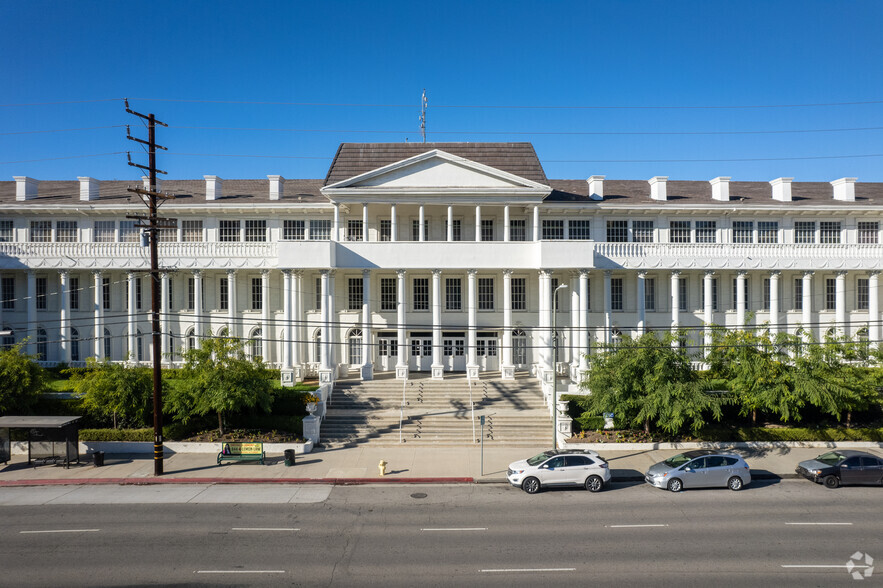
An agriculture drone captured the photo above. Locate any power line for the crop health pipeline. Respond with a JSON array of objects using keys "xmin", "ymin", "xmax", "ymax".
[
  {"xmin": 0, "ymin": 125, "xmax": 126, "ymax": 136},
  {"xmin": 0, "ymin": 152, "xmax": 126, "ymax": 165}
]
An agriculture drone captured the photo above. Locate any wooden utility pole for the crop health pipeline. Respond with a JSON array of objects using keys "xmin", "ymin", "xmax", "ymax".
[{"xmin": 125, "ymin": 99, "xmax": 175, "ymax": 476}]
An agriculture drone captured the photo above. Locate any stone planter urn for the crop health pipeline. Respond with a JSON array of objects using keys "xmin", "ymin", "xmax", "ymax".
[{"xmin": 306, "ymin": 402, "xmax": 318, "ymax": 415}]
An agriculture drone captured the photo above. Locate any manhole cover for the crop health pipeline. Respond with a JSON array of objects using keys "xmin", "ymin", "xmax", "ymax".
[{"xmin": 410, "ymin": 492, "xmax": 428, "ymax": 499}]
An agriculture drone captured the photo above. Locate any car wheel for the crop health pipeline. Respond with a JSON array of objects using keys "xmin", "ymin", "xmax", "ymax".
[
  {"xmin": 727, "ymin": 476, "xmax": 743, "ymax": 491},
  {"xmin": 522, "ymin": 477, "xmax": 541, "ymax": 494},
  {"xmin": 667, "ymin": 478, "xmax": 683, "ymax": 493},
  {"xmin": 585, "ymin": 475, "xmax": 604, "ymax": 493},
  {"xmin": 823, "ymin": 475, "xmax": 840, "ymax": 489}
]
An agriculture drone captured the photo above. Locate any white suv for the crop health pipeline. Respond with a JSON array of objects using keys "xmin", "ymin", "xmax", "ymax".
[{"xmin": 507, "ymin": 449, "xmax": 611, "ymax": 494}]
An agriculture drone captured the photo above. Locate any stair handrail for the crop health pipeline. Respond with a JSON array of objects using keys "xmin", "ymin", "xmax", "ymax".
[{"xmin": 399, "ymin": 377, "xmax": 407, "ymax": 444}]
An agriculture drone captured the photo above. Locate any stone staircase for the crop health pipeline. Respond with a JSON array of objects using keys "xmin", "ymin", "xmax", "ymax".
[{"xmin": 322, "ymin": 375, "xmax": 552, "ymax": 447}]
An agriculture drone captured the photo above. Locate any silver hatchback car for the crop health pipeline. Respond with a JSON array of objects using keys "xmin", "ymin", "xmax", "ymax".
[{"xmin": 645, "ymin": 450, "xmax": 751, "ymax": 492}]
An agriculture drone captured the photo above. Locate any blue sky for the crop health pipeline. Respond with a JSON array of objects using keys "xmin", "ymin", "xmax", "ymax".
[{"xmin": 2, "ymin": 1, "xmax": 882, "ymax": 182}]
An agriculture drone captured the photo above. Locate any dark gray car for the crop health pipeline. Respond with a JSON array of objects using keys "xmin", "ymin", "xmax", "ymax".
[
  {"xmin": 796, "ymin": 450, "xmax": 883, "ymax": 488},
  {"xmin": 645, "ymin": 450, "xmax": 751, "ymax": 492}
]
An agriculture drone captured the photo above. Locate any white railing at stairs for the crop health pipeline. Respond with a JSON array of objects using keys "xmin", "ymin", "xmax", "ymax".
[{"xmin": 399, "ymin": 378, "xmax": 407, "ymax": 444}]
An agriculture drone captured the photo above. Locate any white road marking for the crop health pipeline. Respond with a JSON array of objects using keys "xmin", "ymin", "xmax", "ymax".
[
  {"xmin": 481, "ymin": 568, "xmax": 575, "ymax": 573},
  {"xmin": 605, "ymin": 524, "xmax": 669, "ymax": 528},
  {"xmin": 231, "ymin": 527, "xmax": 299, "ymax": 531},
  {"xmin": 782, "ymin": 564, "xmax": 868, "ymax": 569},
  {"xmin": 784, "ymin": 522, "xmax": 853, "ymax": 526},
  {"xmin": 196, "ymin": 570, "xmax": 286, "ymax": 574},
  {"xmin": 20, "ymin": 529, "xmax": 100, "ymax": 534},
  {"xmin": 421, "ymin": 527, "xmax": 487, "ymax": 531}
]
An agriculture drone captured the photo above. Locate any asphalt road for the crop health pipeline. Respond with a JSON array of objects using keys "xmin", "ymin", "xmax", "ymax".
[{"xmin": 1, "ymin": 479, "xmax": 880, "ymax": 587}]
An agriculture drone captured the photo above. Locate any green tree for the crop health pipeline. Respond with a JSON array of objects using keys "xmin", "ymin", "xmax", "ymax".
[
  {"xmin": 69, "ymin": 358, "xmax": 153, "ymax": 428},
  {"xmin": 0, "ymin": 343, "xmax": 46, "ymax": 414},
  {"xmin": 577, "ymin": 331, "xmax": 724, "ymax": 435},
  {"xmin": 167, "ymin": 334, "xmax": 273, "ymax": 435}
]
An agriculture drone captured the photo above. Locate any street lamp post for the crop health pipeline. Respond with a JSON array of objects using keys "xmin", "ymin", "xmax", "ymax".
[{"xmin": 552, "ymin": 283, "xmax": 568, "ymax": 449}]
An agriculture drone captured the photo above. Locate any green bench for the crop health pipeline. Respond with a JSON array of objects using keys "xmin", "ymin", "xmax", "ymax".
[{"xmin": 217, "ymin": 442, "xmax": 265, "ymax": 465}]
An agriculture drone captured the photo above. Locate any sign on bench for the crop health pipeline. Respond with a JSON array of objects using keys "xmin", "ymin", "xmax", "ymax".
[{"xmin": 217, "ymin": 442, "xmax": 265, "ymax": 465}]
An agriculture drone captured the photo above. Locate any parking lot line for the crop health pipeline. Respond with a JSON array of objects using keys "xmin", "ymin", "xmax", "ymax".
[{"xmin": 20, "ymin": 529, "xmax": 100, "ymax": 534}]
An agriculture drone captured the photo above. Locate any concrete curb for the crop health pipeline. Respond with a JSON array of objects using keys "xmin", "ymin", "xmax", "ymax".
[
  {"xmin": 0, "ymin": 477, "xmax": 475, "ymax": 487},
  {"xmin": 564, "ymin": 440, "xmax": 883, "ymax": 451}
]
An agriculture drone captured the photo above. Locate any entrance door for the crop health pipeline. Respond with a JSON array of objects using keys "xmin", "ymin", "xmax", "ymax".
[
  {"xmin": 512, "ymin": 329, "xmax": 528, "ymax": 368},
  {"xmin": 378, "ymin": 336, "xmax": 398, "ymax": 372},
  {"xmin": 443, "ymin": 334, "xmax": 466, "ymax": 372},
  {"xmin": 409, "ymin": 337, "xmax": 432, "ymax": 372},
  {"xmin": 476, "ymin": 333, "xmax": 499, "ymax": 372}
]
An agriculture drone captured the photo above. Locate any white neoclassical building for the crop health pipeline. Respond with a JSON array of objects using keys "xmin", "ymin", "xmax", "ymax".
[{"xmin": 0, "ymin": 142, "xmax": 881, "ymax": 390}]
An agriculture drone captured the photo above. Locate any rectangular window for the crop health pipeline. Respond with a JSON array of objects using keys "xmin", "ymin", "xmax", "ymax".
[
  {"xmin": 181, "ymin": 220, "xmax": 203, "ymax": 242},
  {"xmin": 251, "ymin": 277, "xmax": 262, "ymax": 310},
  {"xmin": 607, "ymin": 220, "xmax": 628, "ymax": 242},
  {"xmin": 478, "ymin": 277, "xmax": 494, "ymax": 310},
  {"xmin": 858, "ymin": 221, "xmax": 879, "ymax": 244},
  {"xmin": 0, "ymin": 220, "xmax": 13, "ymax": 242},
  {"xmin": 511, "ymin": 277, "xmax": 526, "ymax": 311},
  {"xmin": 509, "ymin": 219, "xmax": 526, "ymax": 241},
  {"xmin": 219, "ymin": 278, "xmax": 229, "ymax": 311},
  {"xmin": 315, "ymin": 277, "xmax": 321, "ymax": 310},
  {"xmin": 220, "ymin": 220, "xmax": 241, "ymax": 242},
  {"xmin": 633, "ymin": 220, "xmax": 654, "ymax": 243},
  {"xmin": 700, "ymin": 278, "xmax": 719, "ymax": 311},
  {"xmin": 380, "ymin": 278, "xmax": 397, "ymax": 311},
  {"xmin": 102, "ymin": 277, "xmax": 111, "ymax": 311},
  {"xmin": 119, "ymin": 220, "xmax": 139, "ymax": 243},
  {"xmin": 411, "ymin": 219, "xmax": 429, "ymax": 241},
  {"xmin": 551, "ymin": 278, "xmax": 560, "ymax": 311},
  {"xmin": 541, "ymin": 219, "xmax": 564, "ymax": 240},
  {"xmin": 309, "ymin": 219, "xmax": 331, "ymax": 240},
  {"xmin": 135, "ymin": 277, "xmax": 142, "ymax": 310},
  {"xmin": 762, "ymin": 278, "xmax": 771, "ymax": 311},
  {"xmin": 857, "ymin": 278, "xmax": 869, "ymax": 310},
  {"xmin": 187, "ymin": 278, "xmax": 195, "ymax": 310},
  {"xmin": 793, "ymin": 278, "xmax": 804, "ymax": 311},
  {"xmin": 1, "ymin": 277, "xmax": 13, "ymax": 310},
  {"xmin": 444, "ymin": 219, "xmax": 462, "ymax": 241},
  {"xmin": 670, "ymin": 220, "xmax": 692, "ymax": 243},
  {"xmin": 733, "ymin": 221, "xmax": 754, "ymax": 244},
  {"xmin": 795, "ymin": 221, "xmax": 816, "ymax": 244},
  {"xmin": 732, "ymin": 278, "xmax": 749, "ymax": 311},
  {"xmin": 445, "ymin": 278, "xmax": 462, "ymax": 311},
  {"xmin": 347, "ymin": 219, "xmax": 363, "ymax": 241},
  {"xmin": 568, "ymin": 220, "xmax": 591, "ymax": 240},
  {"xmin": 157, "ymin": 226, "xmax": 176, "ymax": 242},
  {"xmin": 611, "ymin": 278, "xmax": 623, "ymax": 311},
  {"xmin": 244, "ymin": 220, "xmax": 266, "ymax": 242},
  {"xmin": 758, "ymin": 221, "xmax": 779, "ymax": 244},
  {"xmin": 348, "ymin": 277, "xmax": 363, "ymax": 311},
  {"xmin": 168, "ymin": 279, "xmax": 174, "ymax": 311},
  {"xmin": 696, "ymin": 221, "xmax": 716, "ymax": 243},
  {"xmin": 819, "ymin": 221, "xmax": 841, "ymax": 244},
  {"xmin": 481, "ymin": 219, "xmax": 494, "ymax": 241},
  {"xmin": 825, "ymin": 278, "xmax": 836, "ymax": 311},
  {"xmin": 412, "ymin": 278, "xmax": 428, "ymax": 311},
  {"xmin": 36, "ymin": 277, "xmax": 47, "ymax": 310},
  {"xmin": 56, "ymin": 221, "xmax": 78, "ymax": 243},
  {"xmin": 679, "ymin": 278, "xmax": 688, "ymax": 311},
  {"xmin": 94, "ymin": 221, "xmax": 115, "ymax": 243},
  {"xmin": 645, "ymin": 277, "xmax": 656, "ymax": 311},
  {"xmin": 283, "ymin": 220, "xmax": 305, "ymax": 240},
  {"xmin": 30, "ymin": 220, "xmax": 52, "ymax": 242},
  {"xmin": 69, "ymin": 276, "xmax": 79, "ymax": 310},
  {"xmin": 380, "ymin": 219, "xmax": 392, "ymax": 242}
]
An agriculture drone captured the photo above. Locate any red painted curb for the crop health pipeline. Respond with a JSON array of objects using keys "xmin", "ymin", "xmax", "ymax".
[{"xmin": 0, "ymin": 477, "xmax": 475, "ymax": 487}]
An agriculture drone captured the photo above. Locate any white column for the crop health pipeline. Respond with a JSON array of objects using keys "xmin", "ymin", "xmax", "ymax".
[
  {"xmin": 93, "ymin": 271, "xmax": 104, "ymax": 359},
  {"xmin": 282, "ymin": 270, "xmax": 292, "ymax": 370},
  {"xmin": 390, "ymin": 203, "xmax": 397, "ymax": 243},
  {"xmin": 26, "ymin": 271, "xmax": 36, "ymax": 357},
  {"xmin": 604, "ymin": 270, "xmax": 612, "ymax": 344},
  {"xmin": 361, "ymin": 269, "xmax": 373, "ymax": 380},
  {"xmin": 193, "ymin": 270, "xmax": 203, "ymax": 348},
  {"xmin": 332, "ymin": 203, "xmax": 340, "ymax": 242},
  {"xmin": 802, "ymin": 271, "xmax": 813, "ymax": 338},
  {"xmin": 320, "ymin": 270, "xmax": 330, "ymax": 370},
  {"xmin": 869, "ymin": 272, "xmax": 880, "ymax": 350},
  {"xmin": 395, "ymin": 269, "xmax": 407, "ymax": 378},
  {"xmin": 503, "ymin": 205, "xmax": 510, "ymax": 242},
  {"xmin": 261, "ymin": 270, "xmax": 270, "ymax": 362},
  {"xmin": 475, "ymin": 205, "xmax": 482, "ymax": 242},
  {"xmin": 59, "ymin": 270, "xmax": 70, "ymax": 363},
  {"xmin": 835, "ymin": 271, "xmax": 847, "ymax": 335},
  {"xmin": 539, "ymin": 270, "xmax": 552, "ymax": 372},
  {"xmin": 447, "ymin": 205, "xmax": 453, "ymax": 242},
  {"xmin": 467, "ymin": 269, "xmax": 478, "ymax": 374},
  {"xmin": 569, "ymin": 273, "xmax": 579, "ymax": 364},
  {"xmin": 704, "ymin": 270, "xmax": 714, "ymax": 354},
  {"xmin": 670, "ymin": 271, "xmax": 680, "ymax": 332},
  {"xmin": 578, "ymin": 271, "xmax": 589, "ymax": 370},
  {"xmin": 769, "ymin": 271, "xmax": 780, "ymax": 337},
  {"xmin": 328, "ymin": 271, "xmax": 336, "ymax": 366},
  {"xmin": 636, "ymin": 271, "xmax": 647, "ymax": 335},
  {"xmin": 226, "ymin": 270, "xmax": 237, "ymax": 339},
  {"xmin": 502, "ymin": 269, "xmax": 514, "ymax": 379},
  {"xmin": 128, "ymin": 271, "xmax": 137, "ymax": 362},
  {"xmin": 362, "ymin": 203, "xmax": 369, "ymax": 242},
  {"xmin": 292, "ymin": 271, "xmax": 302, "ymax": 368},
  {"xmin": 532, "ymin": 205, "xmax": 540, "ymax": 241},
  {"xmin": 431, "ymin": 269, "xmax": 443, "ymax": 379},
  {"xmin": 736, "ymin": 271, "xmax": 747, "ymax": 327},
  {"xmin": 160, "ymin": 271, "xmax": 169, "ymax": 362},
  {"xmin": 419, "ymin": 204, "xmax": 425, "ymax": 241}
]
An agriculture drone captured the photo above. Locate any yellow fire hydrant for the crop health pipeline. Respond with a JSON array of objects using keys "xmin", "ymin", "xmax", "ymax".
[{"xmin": 378, "ymin": 460, "xmax": 387, "ymax": 476}]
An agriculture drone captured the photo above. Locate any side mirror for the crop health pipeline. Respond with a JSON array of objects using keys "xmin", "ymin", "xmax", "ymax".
[
  {"xmin": 684, "ymin": 467, "xmax": 693, "ymax": 472},
  {"xmin": 540, "ymin": 464, "xmax": 549, "ymax": 469}
]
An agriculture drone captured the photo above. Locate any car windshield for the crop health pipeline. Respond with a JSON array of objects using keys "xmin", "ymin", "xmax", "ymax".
[
  {"xmin": 663, "ymin": 453, "xmax": 694, "ymax": 468},
  {"xmin": 526, "ymin": 451, "xmax": 555, "ymax": 466},
  {"xmin": 815, "ymin": 452, "xmax": 845, "ymax": 466}
]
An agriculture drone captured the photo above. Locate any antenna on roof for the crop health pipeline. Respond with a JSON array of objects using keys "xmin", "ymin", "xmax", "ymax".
[{"xmin": 419, "ymin": 89, "xmax": 427, "ymax": 143}]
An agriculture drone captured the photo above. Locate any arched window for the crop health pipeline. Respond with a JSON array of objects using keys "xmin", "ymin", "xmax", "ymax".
[
  {"xmin": 348, "ymin": 328, "xmax": 363, "ymax": 365},
  {"xmin": 70, "ymin": 328, "xmax": 80, "ymax": 362},
  {"xmin": 217, "ymin": 326, "xmax": 229, "ymax": 337},
  {"xmin": 857, "ymin": 327, "xmax": 870, "ymax": 360},
  {"xmin": 512, "ymin": 328, "xmax": 527, "ymax": 366},
  {"xmin": 37, "ymin": 328, "xmax": 48, "ymax": 361},
  {"xmin": 1, "ymin": 328, "xmax": 14, "ymax": 350},
  {"xmin": 250, "ymin": 328, "xmax": 262, "ymax": 360},
  {"xmin": 186, "ymin": 327, "xmax": 196, "ymax": 352},
  {"xmin": 136, "ymin": 329, "xmax": 143, "ymax": 361},
  {"xmin": 313, "ymin": 329, "xmax": 322, "ymax": 363},
  {"xmin": 103, "ymin": 328, "xmax": 112, "ymax": 360}
]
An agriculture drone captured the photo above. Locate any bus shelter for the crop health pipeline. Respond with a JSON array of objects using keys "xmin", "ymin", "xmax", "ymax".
[{"xmin": 0, "ymin": 416, "xmax": 82, "ymax": 468}]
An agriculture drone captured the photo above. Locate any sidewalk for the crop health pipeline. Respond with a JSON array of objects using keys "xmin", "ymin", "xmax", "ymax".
[{"xmin": 5, "ymin": 443, "xmax": 877, "ymax": 486}]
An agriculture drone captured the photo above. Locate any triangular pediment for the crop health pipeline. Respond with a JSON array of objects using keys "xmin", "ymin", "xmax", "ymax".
[{"xmin": 322, "ymin": 150, "xmax": 550, "ymax": 195}]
